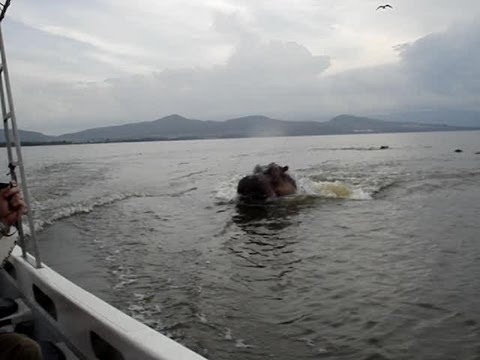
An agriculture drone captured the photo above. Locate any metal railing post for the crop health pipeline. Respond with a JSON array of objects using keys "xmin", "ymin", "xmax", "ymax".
[{"xmin": 0, "ymin": 23, "xmax": 41, "ymax": 268}]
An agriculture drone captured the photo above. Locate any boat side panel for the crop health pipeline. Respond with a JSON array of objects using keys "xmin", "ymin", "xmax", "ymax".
[{"xmin": 6, "ymin": 246, "xmax": 208, "ymax": 360}]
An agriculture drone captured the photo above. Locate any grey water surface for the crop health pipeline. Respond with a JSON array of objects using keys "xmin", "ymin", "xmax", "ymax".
[{"xmin": 9, "ymin": 131, "xmax": 480, "ymax": 360}]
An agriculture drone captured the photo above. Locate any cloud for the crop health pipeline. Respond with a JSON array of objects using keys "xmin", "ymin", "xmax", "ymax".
[
  {"xmin": 2, "ymin": 2, "xmax": 480, "ymax": 134},
  {"xmin": 399, "ymin": 19, "xmax": 480, "ymax": 95},
  {"xmin": 11, "ymin": 19, "xmax": 480, "ymax": 134},
  {"xmin": 11, "ymin": 35, "xmax": 331, "ymax": 134}
]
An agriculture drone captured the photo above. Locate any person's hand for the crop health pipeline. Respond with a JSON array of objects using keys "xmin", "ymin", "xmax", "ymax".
[{"xmin": 0, "ymin": 184, "xmax": 27, "ymax": 226}]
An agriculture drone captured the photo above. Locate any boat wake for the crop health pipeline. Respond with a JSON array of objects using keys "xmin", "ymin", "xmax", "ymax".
[
  {"xmin": 31, "ymin": 191, "xmax": 146, "ymax": 233},
  {"xmin": 311, "ymin": 146, "xmax": 391, "ymax": 152}
]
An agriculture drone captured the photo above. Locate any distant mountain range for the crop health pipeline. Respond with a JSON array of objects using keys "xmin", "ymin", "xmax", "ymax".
[
  {"xmin": 1, "ymin": 113, "xmax": 479, "ymax": 145},
  {"xmin": 0, "ymin": 129, "xmax": 58, "ymax": 144},
  {"xmin": 377, "ymin": 109, "xmax": 480, "ymax": 128}
]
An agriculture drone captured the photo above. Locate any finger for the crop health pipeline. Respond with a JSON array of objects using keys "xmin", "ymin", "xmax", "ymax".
[
  {"xmin": 3, "ymin": 187, "xmax": 20, "ymax": 199},
  {"xmin": 10, "ymin": 192, "xmax": 21, "ymax": 202},
  {"xmin": 5, "ymin": 211, "xmax": 20, "ymax": 226},
  {"xmin": 0, "ymin": 187, "xmax": 10, "ymax": 198},
  {"xmin": 15, "ymin": 201, "xmax": 27, "ymax": 214},
  {"xmin": 10, "ymin": 192, "xmax": 24, "ymax": 202},
  {"xmin": 11, "ymin": 197, "xmax": 26, "ymax": 209},
  {"xmin": 6, "ymin": 192, "xmax": 24, "ymax": 210}
]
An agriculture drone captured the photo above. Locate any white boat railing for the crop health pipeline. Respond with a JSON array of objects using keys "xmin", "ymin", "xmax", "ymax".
[{"xmin": 2, "ymin": 247, "xmax": 208, "ymax": 360}]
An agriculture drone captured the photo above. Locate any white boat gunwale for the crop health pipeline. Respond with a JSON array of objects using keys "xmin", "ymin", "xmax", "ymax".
[{"xmin": 2, "ymin": 246, "xmax": 208, "ymax": 360}]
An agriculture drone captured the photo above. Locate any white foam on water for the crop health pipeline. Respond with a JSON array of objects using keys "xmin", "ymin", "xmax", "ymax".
[
  {"xmin": 214, "ymin": 173, "xmax": 373, "ymax": 203},
  {"xmin": 134, "ymin": 293, "xmax": 146, "ymax": 301},
  {"xmin": 128, "ymin": 304, "xmax": 145, "ymax": 312},
  {"xmin": 235, "ymin": 339, "xmax": 253, "ymax": 348},
  {"xmin": 32, "ymin": 192, "xmax": 145, "ymax": 233},
  {"xmin": 196, "ymin": 312, "xmax": 208, "ymax": 324},
  {"xmin": 224, "ymin": 328, "xmax": 233, "ymax": 340},
  {"xmin": 214, "ymin": 175, "xmax": 243, "ymax": 203},
  {"xmin": 113, "ymin": 272, "xmax": 138, "ymax": 289},
  {"xmin": 127, "ymin": 301, "xmax": 162, "ymax": 329},
  {"xmin": 298, "ymin": 178, "xmax": 372, "ymax": 200}
]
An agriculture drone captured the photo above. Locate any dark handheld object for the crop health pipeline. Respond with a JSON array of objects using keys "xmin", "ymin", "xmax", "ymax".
[
  {"xmin": 0, "ymin": 182, "xmax": 14, "ymax": 199},
  {"xmin": 0, "ymin": 0, "xmax": 11, "ymax": 22},
  {"xmin": 0, "ymin": 182, "xmax": 11, "ymax": 190}
]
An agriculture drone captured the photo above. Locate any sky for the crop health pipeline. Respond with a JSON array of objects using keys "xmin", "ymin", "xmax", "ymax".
[{"xmin": 2, "ymin": 0, "xmax": 480, "ymax": 134}]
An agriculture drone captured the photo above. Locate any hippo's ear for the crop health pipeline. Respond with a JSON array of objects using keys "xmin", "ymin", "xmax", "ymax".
[{"xmin": 282, "ymin": 166, "xmax": 289, "ymax": 172}]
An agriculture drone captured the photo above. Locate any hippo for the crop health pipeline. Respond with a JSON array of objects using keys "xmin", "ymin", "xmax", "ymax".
[{"xmin": 237, "ymin": 163, "xmax": 297, "ymax": 202}]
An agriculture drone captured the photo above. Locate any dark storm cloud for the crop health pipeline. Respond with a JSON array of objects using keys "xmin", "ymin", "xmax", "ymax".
[{"xmin": 399, "ymin": 19, "xmax": 480, "ymax": 95}]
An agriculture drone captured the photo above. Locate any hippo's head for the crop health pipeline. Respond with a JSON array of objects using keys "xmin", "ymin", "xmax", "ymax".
[
  {"xmin": 264, "ymin": 163, "xmax": 289, "ymax": 184},
  {"xmin": 237, "ymin": 174, "xmax": 275, "ymax": 202},
  {"xmin": 237, "ymin": 163, "xmax": 297, "ymax": 202},
  {"xmin": 266, "ymin": 163, "xmax": 296, "ymax": 196}
]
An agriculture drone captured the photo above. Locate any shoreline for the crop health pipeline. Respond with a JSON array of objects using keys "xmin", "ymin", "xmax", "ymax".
[{"xmin": 2, "ymin": 128, "xmax": 480, "ymax": 147}]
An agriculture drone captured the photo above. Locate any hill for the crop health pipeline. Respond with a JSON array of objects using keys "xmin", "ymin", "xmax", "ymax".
[
  {"xmin": 1, "ymin": 114, "xmax": 477, "ymax": 145},
  {"xmin": 377, "ymin": 109, "xmax": 480, "ymax": 128},
  {"xmin": 0, "ymin": 129, "xmax": 58, "ymax": 144},
  {"xmin": 57, "ymin": 114, "xmax": 474, "ymax": 143}
]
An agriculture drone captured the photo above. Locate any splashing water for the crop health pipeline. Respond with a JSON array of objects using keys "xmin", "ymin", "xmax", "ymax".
[
  {"xmin": 214, "ymin": 174, "xmax": 372, "ymax": 203},
  {"xmin": 299, "ymin": 179, "xmax": 372, "ymax": 200}
]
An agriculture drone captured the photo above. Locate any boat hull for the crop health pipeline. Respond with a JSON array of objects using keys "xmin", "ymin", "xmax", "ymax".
[{"xmin": 1, "ymin": 246, "xmax": 207, "ymax": 360}]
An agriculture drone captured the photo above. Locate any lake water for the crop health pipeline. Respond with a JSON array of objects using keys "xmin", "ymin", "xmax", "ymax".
[{"xmin": 7, "ymin": 131, "xmax": 480, "ymax": 360}]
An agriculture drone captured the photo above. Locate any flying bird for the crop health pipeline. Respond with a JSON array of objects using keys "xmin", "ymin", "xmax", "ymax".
[{"xmin": 376, "ymin": 4, "xmax": 393, "ymax": 10}]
